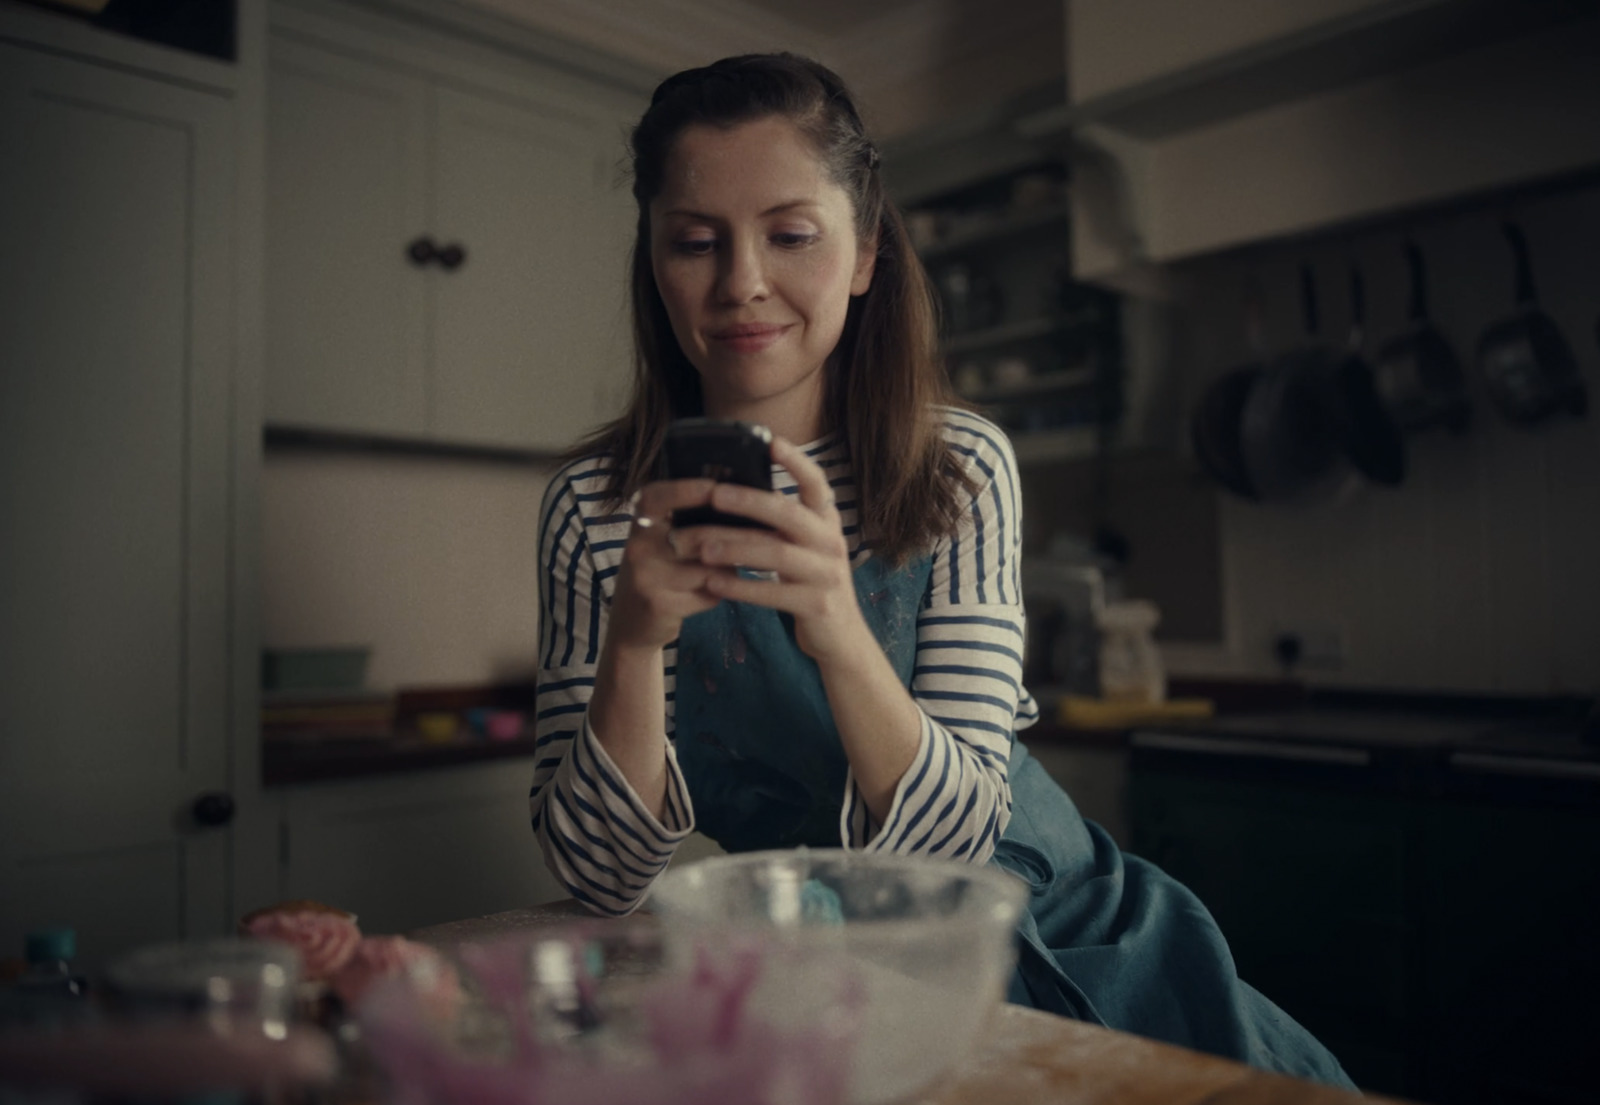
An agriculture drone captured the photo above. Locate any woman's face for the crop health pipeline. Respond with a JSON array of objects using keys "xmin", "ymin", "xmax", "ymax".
[{"xmin": 649, "ymin": 115, "xmax": 875, "ymax": 436}]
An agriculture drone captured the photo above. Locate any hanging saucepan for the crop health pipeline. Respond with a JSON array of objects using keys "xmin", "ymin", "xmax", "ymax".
[
  {"xmin": 1476, "ymin": 221, "xmax": 1587, "ymax": 426},
  {"xmin": 1192, "ymin": 366, "xmax": 1261, "ymax": 500},
  {"xmin": 1238, "ymin": 265, "xmax": 1346, "ymax": 503},
  {"xmin": 1320, "ymin": 266, "xmax": 1406, "ymax": 487},
  {"xmin": 1374, "ymin": 240, "xmax": 1470, "ymax": 433},
  {"xmin": 1190, "ymin": 297, "xmax": 1265, "ymax": 500}
]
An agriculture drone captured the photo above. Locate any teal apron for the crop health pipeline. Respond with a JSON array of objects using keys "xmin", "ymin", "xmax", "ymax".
[{"xmin": 672, "ymin": 556, "xmax": 1354, "ymax": 1089}]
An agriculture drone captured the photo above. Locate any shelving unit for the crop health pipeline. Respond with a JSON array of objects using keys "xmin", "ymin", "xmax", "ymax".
[
  {"xmin": 902, "ymin": 162, "xmax": 1122, "ymax": 459},
  {"xmin": 918, "ymin": 204, "xmax": 1069, "ymax": 261},
  {"xmin": 942, "ymin": 315, "xmax": 1073, "ymax": 358},
  {"xmin": 960, "ymin": 366, "xmax": 1096, "ymax": 405},
  {"xmin": 1009, "ymin": 425, "xmax": 1101, "ymax": 465}
]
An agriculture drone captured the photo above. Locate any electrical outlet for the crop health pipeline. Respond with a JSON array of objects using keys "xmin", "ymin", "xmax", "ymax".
[
  {"xmin": 1272, "ymin": 625, "xmax": 1345, "ymax": 670},
  {"xmin": 1299, "ymin": 626, "xmax": 1345, "ymax": 669}
]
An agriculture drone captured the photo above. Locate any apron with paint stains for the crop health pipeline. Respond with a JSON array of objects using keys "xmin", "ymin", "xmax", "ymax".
[{"xmin": 671, "ymin": 555, "xmax": 1355, "ymax": 1089}]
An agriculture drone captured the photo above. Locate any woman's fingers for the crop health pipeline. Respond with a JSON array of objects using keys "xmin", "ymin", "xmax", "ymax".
[
  {"xmin": 702, "ymin": 566, "xmax": 849, "ymax": 622},
  {"xmin": 704, "ymin": 484, "xmax": 843, "ymax": 552},
  {"xmin": 671, "ymin": 525, "xmax": 835, "ymax": 583},
  {"xmin": 661, "ymin": 437, "xmax": 840, "ymax": 546},
  {"xmin": 630, "ymin": 478, "xmax": 715, "ymax": 534},
  {"xmin": 770, "ymin": 436, "xmax": 839, "ymax": 516}
]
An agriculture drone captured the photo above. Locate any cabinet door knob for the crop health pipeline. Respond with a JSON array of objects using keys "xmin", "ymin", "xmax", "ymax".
[
  {"xmin": 437, "ymin": 243, "xmax": 466, "ymax": 271},
  {"xmin": 191, "ymin": 791, "xmax": 236, "ymax": 828},
  {"xmin": 407, "ymin": 236, "xmax": 437, "ymax": 267}
]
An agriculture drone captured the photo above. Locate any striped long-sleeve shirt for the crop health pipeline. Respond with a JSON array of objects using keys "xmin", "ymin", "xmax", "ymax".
[{"xmin": 531, "ymin": 406, "xmax": 1039, "ymax": 915}]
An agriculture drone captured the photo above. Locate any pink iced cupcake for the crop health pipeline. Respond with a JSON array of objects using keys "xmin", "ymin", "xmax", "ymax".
[
  {"xmin": 332, "ymin": 936, "xmax": 463, "ymax": 1022},
  {"xmin": 243, "ymin": 908, "xmax": 362, "ymax": 983}
]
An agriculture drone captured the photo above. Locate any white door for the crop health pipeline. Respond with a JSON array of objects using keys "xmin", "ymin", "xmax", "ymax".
[
  {"xmin": 0, "ymin": 43, "xmax": 235, "ymax": 968},
  {"xmin": 430, "ymin": 84, "xmax": 632, "ymax": 451},
  {"xmin": 264, "ymin": 36, "xmax": 430, "ymax": 437}
]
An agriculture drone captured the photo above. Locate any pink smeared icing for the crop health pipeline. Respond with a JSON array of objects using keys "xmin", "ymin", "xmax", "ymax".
[
  {"xmin": 357, "ymin": 935, "xmax": 859, "ymax": 1105},
  {"xmin": 332, "ymin": 936, "xmax": 463, "ymax": 1021},
  {"xmin": 245, "ymin": 911, "xmax": 361, "ymax": 982}
]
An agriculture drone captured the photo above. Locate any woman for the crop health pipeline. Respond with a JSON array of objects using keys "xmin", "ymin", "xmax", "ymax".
[{"xmin": 532, "ymin": 53, "xmax": 1354, "ymax": 1088}]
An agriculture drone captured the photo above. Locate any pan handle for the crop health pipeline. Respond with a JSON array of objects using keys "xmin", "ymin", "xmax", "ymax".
[
  {"xmin": 1404, "ymin": 240, "xmax": 1430, "ymax": 322},
  {"xmin": 1300, "ymin": 264, "xmax": 1319, "ymax": 338},
  {"xmin": 1504, "ymin": 221, "xmax": 1539, "ymax": 306},
  {"xmin": 1345, "ymin": 265, "xmax": 1366, "ymax": 349}
]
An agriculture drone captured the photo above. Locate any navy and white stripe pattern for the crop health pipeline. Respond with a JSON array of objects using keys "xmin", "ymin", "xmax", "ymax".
[{"xmin": 530, "ymin": 407, "xmax": 1038, "ymax": 914}]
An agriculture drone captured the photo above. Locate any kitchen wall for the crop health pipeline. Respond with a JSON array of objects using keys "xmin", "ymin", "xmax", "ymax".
[
  {"xmin": 261, "ymin": 449, "xmax": 556, "ymax": 690},
  {"xmin": 261, "ymin": 163, "xmax": 1600, "ymax": 700},
  {"xmin": 1157, "ymin": 179, "xmax": 1600, "ymax": 696},
  {"xmin": 1067, "ymin": 0, "xmax": 1382, "ymax": 104}
]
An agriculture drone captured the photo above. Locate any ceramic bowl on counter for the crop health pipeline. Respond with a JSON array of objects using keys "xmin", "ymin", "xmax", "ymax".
[{"xmin": 651, "ymin": 849, "xmax": 1029, "ymax": 1105}]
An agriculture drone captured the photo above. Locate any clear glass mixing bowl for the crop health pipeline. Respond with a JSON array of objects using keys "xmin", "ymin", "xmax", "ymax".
[{"xmin": 651, "ymin": 848, "xmax": 1029, "ymax": 1105}]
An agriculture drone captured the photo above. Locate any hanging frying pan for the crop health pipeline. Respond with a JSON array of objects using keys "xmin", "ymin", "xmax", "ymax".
[
  {"xmin": 1191, "ymin": 295, "xmax": 1265, "ymax": 500},
  {"xmin": 1375, "ymin": 241, "xmax": 1470, "ymax": 434},
  {"xmin": 1238, "ymin": 265, "xmax": 1345, "ymax": 503},
  {"xmin": 1192, "ymin": 366, "xmax": 1261, "ymax": 500},
  {"xmin": 1476, "ymin": 221, "xmax": 1587, "ymax": 426},
  {"xmin": 1322, "ymin": 266, "xmax": 1406, "ymax": 486}
]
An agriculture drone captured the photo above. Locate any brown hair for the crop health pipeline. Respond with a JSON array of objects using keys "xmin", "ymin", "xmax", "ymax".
[{"xmin": 568, "ymin": 52, "xmax": 973, "ymax": 564}]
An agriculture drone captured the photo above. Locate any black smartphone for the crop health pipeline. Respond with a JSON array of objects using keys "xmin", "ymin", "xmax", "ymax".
[{"xmin": 661, "ymin": 418, "xmax": 774, "ymax": 529}]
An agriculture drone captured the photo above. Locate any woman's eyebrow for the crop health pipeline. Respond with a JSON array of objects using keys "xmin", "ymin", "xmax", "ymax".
[
  {"xmin": 659, "ymin": 200, "xmax": 822, "ymax": 221},
  {"xmin": 761, "ymin": 199, "xmax": 822, "ymax": 216}
]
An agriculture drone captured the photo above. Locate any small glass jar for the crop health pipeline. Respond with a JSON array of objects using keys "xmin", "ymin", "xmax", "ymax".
[{"xmin": 1096, "ymin": 600, "xmax": 1165, "ymax": 704}]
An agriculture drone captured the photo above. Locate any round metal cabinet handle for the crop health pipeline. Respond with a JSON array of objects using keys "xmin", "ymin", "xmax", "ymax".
[
  {"xmin": 406, "ymin": 236, "xmax": 437, "ymax": 267},
  {"xmin": 191, "ymin": 792, "xmax": 236, "ymax": 828},
  {"xmin": 436, "ymin": 243, "xmax": 466, "ymax": 271}
]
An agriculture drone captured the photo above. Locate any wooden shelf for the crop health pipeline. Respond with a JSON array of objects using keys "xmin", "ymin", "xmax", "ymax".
[
  {"xmin": 959, "ymin": 367, "xmax": 1096, "ymax": 405},
  {"xmin": 1016, "ymin": 0, "xmax": 1592, "ymax": 141},
  {"xmin": 1009, "ymin": 425, "xmax": 1101, "ymax": 465},
  {"xmin": 264, "ymin": 424, "xmax": 558, "ymax": 466},
  {"xmin": 943, "ymin": 316, "xmax": 1069, "ymax": 357},
  {"xmin": 917, "ymin": 205, "xmax": 1069, "ymax": 260},
  {"xmin": 262, "ymin": 732, "xmax": 541, "ymax": 786}
]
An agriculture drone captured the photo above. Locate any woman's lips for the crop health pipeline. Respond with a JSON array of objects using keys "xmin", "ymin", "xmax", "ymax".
[{"xmin": 710, "ymin": 323, "xmax": 790, "ymax": 353}]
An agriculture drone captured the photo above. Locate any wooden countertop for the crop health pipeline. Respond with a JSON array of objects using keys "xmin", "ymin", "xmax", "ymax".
[{"xmin": 410, "ymin": 905, "xmax": 1390, "ymax": 1105}]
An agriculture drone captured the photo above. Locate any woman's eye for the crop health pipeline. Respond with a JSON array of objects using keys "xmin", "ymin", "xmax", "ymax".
[
  {"xmin": 673, "ymin": 238, "xmax": 716, "ymax": 256},
  {"xmin": 773, "ymin": 232, "xmax": 818, "ymax": 249}
]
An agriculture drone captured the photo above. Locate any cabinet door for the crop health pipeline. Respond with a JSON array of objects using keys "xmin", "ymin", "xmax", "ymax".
[
  {"xmin": 0, "ymin": 44, "xmax": 234, "ymax": 967},
  {"xmin": 1129, "ymin": 770, "xmax": 1415, "ymax": 1093},
  {"xmin": 430, "ymin": 84, "xmax": 631, "ymax": 451},
  {"xmin": 265, "ymin": 37, "xmax": 429, "ymax": 436},
  {"xmin": 1419, "ymin": 798, "xmax": 1600, "ymax": 1105},
  {"xmin": 279, "ymin": 762, "xmax": 566, "ymax": 933}
]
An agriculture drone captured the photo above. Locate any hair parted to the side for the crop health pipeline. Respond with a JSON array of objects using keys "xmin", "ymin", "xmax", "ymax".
[{"xmin": 566, "ymin": 52, "xmax": 974, "ymax": 565}]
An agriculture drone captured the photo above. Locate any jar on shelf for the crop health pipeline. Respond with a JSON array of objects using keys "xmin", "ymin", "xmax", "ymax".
[{"xmin": 1096, "ymin": 600, "xmax": 1165, "ymax": 704}]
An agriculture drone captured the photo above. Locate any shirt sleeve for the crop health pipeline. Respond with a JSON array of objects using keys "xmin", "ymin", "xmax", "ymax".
[
  {"xmin": 840, "ymin": 414, "xmax": 1024, "ymax": 864},
  {"xmin": 529, "ymin": 465, "xmax": 695, "ymax": 916}
]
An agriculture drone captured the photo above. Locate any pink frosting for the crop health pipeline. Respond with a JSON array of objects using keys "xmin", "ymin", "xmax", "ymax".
[
  {"xmin": 245, "ymin": 911, "xmax": 361, "ymax": 982},
  {"xmin": 332, "ymin": 936, "xmax": 462, "ymax": 1020}
]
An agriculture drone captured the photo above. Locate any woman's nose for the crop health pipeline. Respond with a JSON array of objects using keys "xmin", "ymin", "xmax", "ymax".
[{"xmin": 717, "ymin": 238, "xmax": 768, "ymax": 303}]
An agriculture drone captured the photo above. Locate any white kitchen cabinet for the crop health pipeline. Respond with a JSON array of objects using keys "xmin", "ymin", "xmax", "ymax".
[
  {"xmin": 0, "ymin": 37, "xmax": 239, "ymax": 966},
  {"xmin": 265, "ymin": 38, "xmax": 431, "ymax": 438},
  {"xmin": 265, "ymin": 21, "xmax": 637, "ymax": 452},
  {"xmin": 273, "ymin": 762, "xmax": 565, "ymax": 933}
]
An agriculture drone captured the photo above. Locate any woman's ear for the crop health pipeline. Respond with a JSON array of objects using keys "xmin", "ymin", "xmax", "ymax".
[{"xmin": 851, "ymin": 233, "xmax": 879, "ymax": 296}]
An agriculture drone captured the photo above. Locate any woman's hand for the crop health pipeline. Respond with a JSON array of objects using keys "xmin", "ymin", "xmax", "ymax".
[
  {"xmin": 666, "ymin": 436, "xmax": 869, "ymax": 665},
  {"xmin": 607, "ymin": 477, "xmax": 727, "ymax": 652}
]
